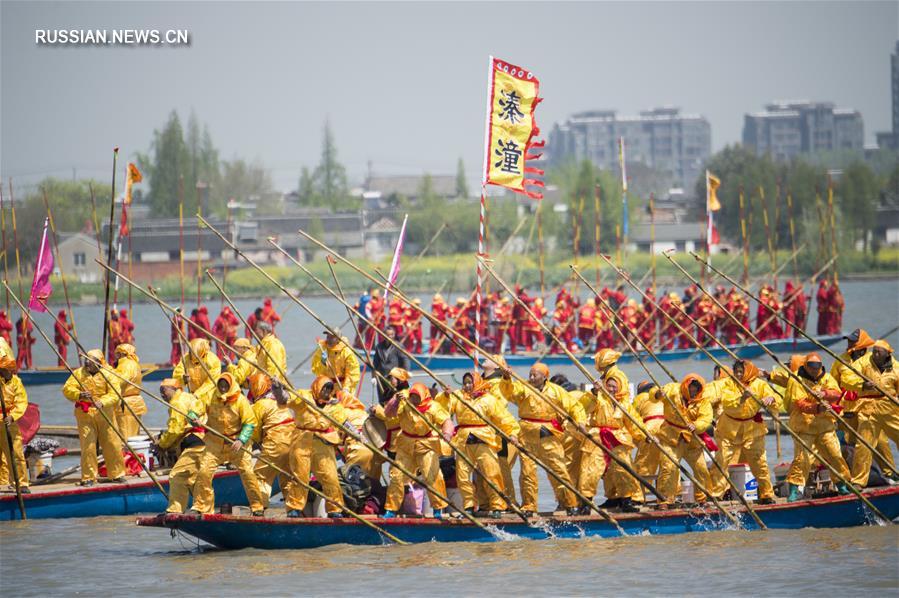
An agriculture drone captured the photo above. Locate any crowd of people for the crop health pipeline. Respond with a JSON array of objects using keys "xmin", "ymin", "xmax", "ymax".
[
  {"xmin": 0, "ymin": 311, "xmax": 894, "ymax": 522},
  {"xmin": 349, "ymin": 278, "xmax": 844, "ymax": 358}
]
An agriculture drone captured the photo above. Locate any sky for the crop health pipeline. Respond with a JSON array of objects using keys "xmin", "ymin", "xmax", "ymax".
[{"xmin": 1, "ymin": 1, "xmax": 897, "ymax": 194}]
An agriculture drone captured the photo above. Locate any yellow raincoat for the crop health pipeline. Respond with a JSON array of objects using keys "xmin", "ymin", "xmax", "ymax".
[
  {"xmin": 158, "ymin": 386, "xmax": 207, "ymax": 513},
  {"xmin": 0, "ymin": 369, "xmax": 29, "ymax": 489},
  {"xmin": 311, "ymin": 337, "xmax": 361, "ymax": 394},
  {"xmin": 113, "ymin": 344, "xmax": 147, "ymax": 438},
  {"xmin": 172, "ymin": 338, "xmax": 221, "ymax": 405}
]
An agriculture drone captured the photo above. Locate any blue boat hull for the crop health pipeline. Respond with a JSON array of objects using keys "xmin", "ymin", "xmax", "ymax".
[
  {"xmin": 137, "ymin": 486, "xmax": 899, "ymax": 550},
  {"xmin": 0, "ymin": 470, "xmax": 247, "ymax": 521},
  {"xmin": 413, "ymin": 334, "xmax": 844, "ymax": 371},
  {"xmin": 19, "ymin": 365, "xmax": 174, "ymax": 387}
]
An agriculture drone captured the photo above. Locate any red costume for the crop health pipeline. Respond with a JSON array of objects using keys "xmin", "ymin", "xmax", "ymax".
[
  {"xmin": 782, "ymin": 280, "xmax": 808, "ymax": 338},
  {"xmin": 494, "ymin": 298, "xmax": 517, "ymax": 354},
  {"xmin": 755, "ymin": 286, "xmax": 783, "ymax": 341},
  {"xmin": 404, "ymin": 300, "xmax": 424, "ymax": 354},
  {"xmin": 0, "ymin": 310, "xmax": 13, "ymax": 344},
  {"xmin": 429, "ymin": 294, "xmax": 451, "ymax": 354},
  {"xmin": 827, "ymin": 283, "xmax": 844, "ymax": 335},
  {"xmin": 170, "ymin": 312, "xmax": 186, "ymax": 365},
  {"xmin": 118, "ymin": 308, "xmax": 135, "ymax": 344},
  {"xmin": 387, "ymin": 298, "xmax": 406, "ymax": 339},
  {"xmin": 815, "ymin": 280, "xmax": 830, "ymax": 335},
  {"xmin": 16, "ymin": 315, "xmax": 34, "ymax": 370},
  {"xmin": 261, "ymin": 297, "xmax": 281, "ymax": 330},
  {"xmin": 54, "ymin": 310, "xmax": 72, "ymax": 366},
  {"xmin": 213, "ymin": 306, "xmax": 239, "ymax": 360},
  {"xmin": 197, "ymin": 306, "xmax": 212, "ymax": 338},
  {"xmin": 577, "ymin": 300, "xmax": 597, "ymax": 348},
  {"xmin": 522, "ymin": 297, "xmax": 546, "ymax": 350},
  {"xmin": 107, "ymin": 313, "xmax": 122, "ymax": 363},
  {"xmin": 365, "ymin": 292, "xmax": 385, "ymax": 348},
  {"xmin": 636, "ymin": 288, "xmax": 657, "ymax": 349}
]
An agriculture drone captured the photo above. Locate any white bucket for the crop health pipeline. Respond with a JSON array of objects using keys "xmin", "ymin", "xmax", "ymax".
[
  {"xmin": 126, "ymin": 435, "xmax": 153, "ymax": 470},
  {"xmin": 729, "ymin": 463, "xmax": 758, "ymax": 501},
  {"xmin": 28, "ymin": 451, "xmax": 53, "ymax": 479},
  {"xmin": 679, "ymin": 478, "xmax": 695, "ymax": 503}
]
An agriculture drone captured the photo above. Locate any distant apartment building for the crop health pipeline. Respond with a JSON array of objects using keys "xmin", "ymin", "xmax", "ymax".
[
  {"xmin": 876, "ymin": 41, "xmax": 899, "ymax": 150},
  {"xmin": 549, "ymin": 107, "xmax": 711, "ymax": 190},
  {"xmin": 742, "ymin": 101, "xmax": 864, "ymax": 160}
]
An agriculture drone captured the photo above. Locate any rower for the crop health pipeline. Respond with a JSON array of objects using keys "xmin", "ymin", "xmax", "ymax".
[
  {"xmin": 709, "ymin": 359, "xmax": 779, "ymax": 505},
  {"xmin": 61, "ymin": 349, "xmax": 126, "ymax": 486},
  {"xmin": 0, "ymin": 310, "xmax": 11, "ymax": 345},
  {"xmin": 247, "ymin": 374, "xmax": 295, "ymax": 512},
  {"xmin": 655, "ymin": 374, "xmax": 714, "ymax": 509},
  {"xmin": 312, "ymin": 330, "xmax": 361, "ymax": 395},
  {"xmin": 53, "ymin": 310, "xmax": 72, "ymax": 366},
  {"xmin": 191, "ymin": 373, "xmax": 264, "ymax": 515},
  {"xmin": 382, "ymin": 382, "xmax": 452, "ymax": 519},
  {"xmin": 169, "ymin": 309, "xmax": 186, "ymax": 366},
  {"xmin": 843, "ymin": 340, "xmax": 899, "ymax": 488},
  {"xmin": 113, "ymin": 343, "xmax": 146, "ymax": 439},
  {"xmin": 15, "ymin": 314, "xmax": 33, "ymax": 370},
  {"xmin": 253, "ymin": 321, "xmax": 287, "ymax": 379},
  {"xmin": 284, "ymin": 375, "xmax": 347, "ymax": 518},
  {"xmin": 155, "ymin": 378, "xmax": 207, "ymax": 513},
  {"xmin": 226, "ymin": 338, "xmax": 257, "ymax": 387},
  {"xmin": 594, "ymin": 348, "xmax": 641, "ymax": 505},
  {"xmin": 499, "ymin": 363, "xmax": 585, "ymax": 516},
  {"xmin": 0, "ymin": 355, "xmax": 30, "ymax": 493},
  {"xmin": 632, "ymin": 380, "xmax": 664, "ymax": 482},
  {"xmin": 833, "ymin": 330, "xmax": 896, "ymax": 482},
  {"xmin": 448, "ymin": 372, "xmax": 520, "ymax": 517},
  {"xmin": 578, "ymin": 376, "xmax": 641, "ymax": 513},
  {"xmin": 172, "ymin": 338, "xmax": 221, "ymax": 405},
  {"xmin": 784, "ymin": 354, "xmax": 851, "ymax": 501},
  {"xmin": 483, "ymin": 354, "xmax": 518, "ymax": 504}
]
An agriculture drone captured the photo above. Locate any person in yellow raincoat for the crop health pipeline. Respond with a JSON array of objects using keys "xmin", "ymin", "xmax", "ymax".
[
  {"xmin": 368, "ymin": 367, "xmax": 409, "ymax": 478},
  {"xmin": 382, "ymin": 382, "xmax": 453, "ymax": 518},
  {"xmin": 550, "ymin": 373, "xmax": 593, "ymax": 492},
  {"xmin": 191, "ymin": 373, "xmax": 264, "ymax": 515},
  {"xmin": 252, "ymin": 321, "xmax": 287, "ymax": 379},
  {"xmin": 481, "ymin": 354, "xmax": 519, "ymax": 505},
  {"xmin": 595, "ymin": 349, "xmax": 631, "ymax": 406},
  {"xmin": 833, "ymin": 330, "xmax": 895, "ymax": 480},
  {"xmin": 784, "ymin": 353, "xmax": 852, "ymax": 501},
  {"xmin": 632, "ymin": 381, "xmax": 664, "ymax": 481},
  {"xmin": 843, "ymin": 340, "xmax": 899, "ymax": 488},
  {"xmin": 334, "ymin": 381, "xmax": 375, "ymax": 478},
  {"xmin": 578, "ymin": 376, "xmax": 642, "ymax": 513},
  {"xmin": 284, "ymin": 375, "xmax": 347, "ymax": 518},
  {"xmin": 703, "ymin": 364, "xmax": 732, "ymax": 421},
  {"xmin": 0, "ymin": 355, "xmax": 29, "ymax": 492},
  {"xmin": 500, "ymin": 363, "xmax": 586, "ymax": 516},
  {"xmin": 172, "ymin": 338, "xmax": 221, "ymax": 405},
  {"xmin": 226, "ymin": 338, "xmax": 258, "ymax": 387},
  {"xmin": 62, "ymin": 350, "xmax": 126, "ymax": 485},
  {"xmin": 311, "ymin": 331, "xmax": 360, "ymax": 394},
  {"xmin": 709, "ymin": 360, "xmax": 779, "ymax": 504},
  {"xmin": 655, "ymin": 374, "xmax": 714, "ymax": 508},
  {"xmin": 448, "ymin": 372, "xmax": 520, "ymax": 516},
  {"xmin": 245, "ymin": 373, "xmax": 296, "ymax": 511},
  {"xmin": 112, "ymin": 343, "xmax": 146, "ymax": 439},
  {"xmin": 155, "ymin": 378, "xmax": 207, "ymax": 513}
]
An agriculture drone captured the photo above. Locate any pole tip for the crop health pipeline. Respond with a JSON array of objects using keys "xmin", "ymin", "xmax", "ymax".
[{"xmin": 113, "ymin": 147, "xmax": 119, "ymax": 153}]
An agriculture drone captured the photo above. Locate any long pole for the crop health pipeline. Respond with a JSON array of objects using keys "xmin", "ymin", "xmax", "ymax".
[
  {"xmin": 5, "ymin": 283, "xmax": 169, "ymax": 499},
  {"xmin": 739, "ymin": 185, "xmax": 749, "ymax": 286},
  {"xmin": 594, "ymin": 185, "xmax": 602, "ymax": 290},
  {"xmin": 101, "ymin": 148, "xmax": 119, "ymax": 356},
  {"xmin": 290, "ymin": 225, "xmax": 664, "ymax": 510},
  {"xmin": 0, "ymin": 387, "xmax": 26, "ymax": 519},
  {"xmin": 827, "ymin": 177, "xmax": 838, "ymax": 284},
  {"xmin": 9, "ymin": 181, "xmax": 24, "ymax": 306},
  {"xmin": 196, "ymin": 184, "xmax": 203, "ymax": 306},
  {"xmin": 537, "ymin": 199, "xmax": 546, "ymax": 299},
  {"xmin": 759, "ymin": 186, "xmax": 776, "ymax": 288},
  {"xmin": 649, "ymin": 192, "xmax": 656, "ymax": 294},
  {"xmin": 179, "ymin": 176, "xmax": 185, "ymax": 311},
  {"xmin": 88, "ymin": 183, "xmax": 103, "ymax": 255},
  {"xmin": 785, "ymin": 189, "xmax": 799, "ymax": 280},
  {"xmin": 605, "ymin": 255, "xmax": 890, "ymax": 522},
  {"xmin": 41, "ymin": 189, "xmax": 77, "ymax": 337},
  {"xmin": 571, "ymin": 265, "xmax": 767, "ymax": 529}
]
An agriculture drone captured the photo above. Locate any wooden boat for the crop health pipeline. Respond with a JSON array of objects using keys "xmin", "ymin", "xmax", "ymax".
[
  {"xmin": 19, "ymin": 364, "xmax": 174, "ymax": 387},
  {"xmin": 136, "ymin": 486, "xmax": 899, "ymax": 550},
  {"xmin": 414, "ymin": 334, "xmax": 844, "ymax": 371},
  {"xmin": 0, "ymin": 469, "xmax": 247, "ymax": 521}
]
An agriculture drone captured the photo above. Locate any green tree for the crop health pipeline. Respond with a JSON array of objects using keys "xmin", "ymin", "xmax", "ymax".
[
  {"xmin": 297, "ymin": 166, "xmax": 317, "ymax": 206},
  {"xmin": 137, "ymin": 110, "xmax": 191, "ymax": 216},
  {"xmin": 311, "ymin": 120, "xmax": 354, "ymax": 210},
  {"xmin": 220, "ymin": 159, "xmax": 277, "ymax": 215},
  {"xmin": 838, "ymin": 161, "xmax": 879, "ymax": 254},
  {"xmin": 455, "ymin": 157, "xmax": 469, "ymax": 198}
]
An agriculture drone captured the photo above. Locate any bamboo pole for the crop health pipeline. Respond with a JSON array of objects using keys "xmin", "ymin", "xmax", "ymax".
[
  {"xmin": 41, "ymin": 189, "xmax": 77, "ymax": 338},
  {"xmin": 179, "ymin": 177, "xmax": 185, "ymax": 311},
  {"xmin": 759, "ymin": 186, "xmax": 776, "ymax": 288},
  {"xmin": 827, "ymin": 178, "xmax": 838, "ymax": 284},
  {"xmin": 0, "ymin": 181, "xmax": 9, "ymax": 314},
  {"xmin": 739, "ymin": 185, "xmax": 749, "ymax": 286},
  {"xmin": 537, "ymin": 200, "xmax": 545, "ymax": 300},
  {"xmin": 786, "ymin": 189, "xmax": 799, "ymax": 281},
  {"xmin": 101, "ymin": 149, "xmax": 119, "ymax": 355},
  {"xmin": 0, "ymin": 382, "xmax": 26, "ymax": 518}
]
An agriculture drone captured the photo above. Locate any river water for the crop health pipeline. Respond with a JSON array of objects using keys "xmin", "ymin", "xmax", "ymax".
[{"xmin": 1, "ymin": 278, "xmax": 898, "ymax": 595}]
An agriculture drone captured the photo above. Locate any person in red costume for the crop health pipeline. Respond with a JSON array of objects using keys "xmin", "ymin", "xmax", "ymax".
[
  {"xmin": 213, "ymin": 306, "xmax": 239, "ymax": 360},
  {"xmin": 577, "ymin": 298, "xmax": 597, "ymax": 349},
  {"xmin": 494, "ymin": 297, "xmax": 517, "ymax": 354},
  {"xmin": 404, "ymin": 298, "xmax": 424, "ymax": 354},
  {"xmin": 261, "ymin": 297, "xmax": 281, "ymax": 330},
  {"xmin": 170, "ymin": 309, "xmax": 186, "ymax": 366},
  {"xmin": 15, "ymin": 314, "xmax": 34, "ymax": 369},
  {"xmin": 365, "ymin": 289, "xmax": 385, "ymax": 348},
  {"xmin": 827, "ymin": 281, "xmax": 844, "ymax": 335},
  {"xmin": 196, "ymin": 305, "xmax": 212, "ymax": 339},
  {"xmin": 782, "ymin": 280, "xmax": 808, "ymax": 338},
  {"xmin": 637, "ymin": 287, "xmax": 657, "ymax": 349},
  {"xmin": 815, "ymin": 279, "xmax": 830, "ymax": 335},
  {"xmin": 54, "ymin": 310, "xmax": 72, "ymax": 365},
  {"xmin": 106, "ymin": 310, "xmax": 121, "ymax": 363},
  {"xmin": 428, "ymin": 293, "xmax": 450, "ymax": 354},
  {"xmin": 522, "ymin": 296, "xmax": 546, "ymax": 351},
  {"xmin": 0, "ymin": 310, "xmax": 11, "ymax": 344},
  {"xmin": 118, "ymin": 309, "xmax": 135, "ymax": 344}
]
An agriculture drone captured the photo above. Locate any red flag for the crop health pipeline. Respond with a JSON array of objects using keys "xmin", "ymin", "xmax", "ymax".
[
  {"xmin": 119, "ymin": 201, "xmax": 129, "ymax": 237},
  {"xmin": 711, "ymin": 223, "xmax": 720, "ymax": 245},
  {"xmin": 28, "ymin": 218, "xmax": 54, "ymax": 312}
]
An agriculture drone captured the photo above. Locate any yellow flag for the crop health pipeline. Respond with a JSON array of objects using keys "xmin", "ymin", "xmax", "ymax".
[
  {"xmin": 124, "ymin": 162, "xmax": 142, "ymax": 205},
  {"xmin": 707, "ymin": 172, "xmax": 721, "ymax": 212}
]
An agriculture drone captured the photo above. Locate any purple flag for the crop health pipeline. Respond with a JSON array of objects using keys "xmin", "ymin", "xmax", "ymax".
[
  {"xmin": 383, "ymin": 214, "xmax": 408, "ymax": 304},
  {"xmin": 28, "ymin": 217, "xmax": 54, "ymax": 312}
]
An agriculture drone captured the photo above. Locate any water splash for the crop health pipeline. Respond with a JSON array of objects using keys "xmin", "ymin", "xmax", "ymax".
[
  {"xmin": 486, "ymin": 523, "xmax": 522, "ymax": 542},
  {"xmin": 528, "ymin": 517, "xmax": 558, "ymax": 539}
]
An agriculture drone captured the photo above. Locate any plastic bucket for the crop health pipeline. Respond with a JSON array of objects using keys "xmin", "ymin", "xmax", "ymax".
[
  {"xmin": 28, "ymin": 451, "xmax": 53, "ymax": 479},
  {"xmin": 127, "ymin": 435, "xmax": 153, "ymax": 470},
  {"xmin": 729, "ymin": 463, "xmax": 758, "ymax": 501}
]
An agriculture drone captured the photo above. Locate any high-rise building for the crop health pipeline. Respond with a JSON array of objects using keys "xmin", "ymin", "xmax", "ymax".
[
  {"xmin": 743, "ymin": 100, "xmax": 864, "ymax": 159},
  {"xmin": 876, "ymin": 41, "xmax": 899, "ymax": 150},
  {"xmin": 548, "ymin": 107, "xmax": 711, "ymax": 188}
]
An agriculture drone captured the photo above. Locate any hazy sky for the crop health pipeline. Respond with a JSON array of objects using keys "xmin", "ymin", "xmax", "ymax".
[{"xmin": 2, "ymin": 1, "xmax": 897, "ymax": 194}]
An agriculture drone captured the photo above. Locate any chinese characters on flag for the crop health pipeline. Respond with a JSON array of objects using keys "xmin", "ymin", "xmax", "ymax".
[{"xmin": 483, "ymin": 57, "xmax": 544, "ymax": 199}]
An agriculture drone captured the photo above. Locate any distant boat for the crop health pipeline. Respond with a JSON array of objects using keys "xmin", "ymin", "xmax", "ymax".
[
  {"xmin": 136, "ymin": 486, "xmax": 899, "ymax": 550},
  {"xmin": 16, "ymin": 334, "xmax": 844, "ymax": 386},
  {"xmin": 0, "ymin": 470, "xmax": 248, "ymax": 521}
]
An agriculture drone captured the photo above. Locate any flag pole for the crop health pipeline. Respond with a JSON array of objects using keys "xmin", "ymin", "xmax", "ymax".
[
  {"xmin": 619, "ymin": 137, "xmax": 628, "ymax": 263},
  {"xmin": 475, "ymin": 55, "xmax": 494, "ymax": 353},
  {"xmin": 649, "ymin": 192, "xmax": 656, "ymax": 294},
  {"xmin": 827, "ymin": 176, "xmax": 838, "ymax": 284},
  {"xmin": 88, "ymin": 183, "xmax": 103, "ymax": 254},
  {"xmin": 786, "ymin": 187, "xmax": 799, "ymax": 280},
  {"xmin": 573, "ymin": 194, "xmax": 583, "ymax": 293},
  {"xmin": 814, "ymin": 185, "xmax": 826, "ymax": 276},
  {"xmin": 759, "ymin": 185, "xmax": 776, "ymax": 288},
  {"xmin": 178, "ymin": 176, "xmax": 185, "ymax": 311},
  {"xmin": 594, "ymin": 184, "xmax": 602, "ymax": 290},
  {"xmin": 41, "ymin": 188, "xmax": 76, "ymax": 336},
  {"xmin": 537, "ymin": 198, "xmax": 545, "ymax": 300},
  {"xmin": 101, "ymin": 147, "xmax": 119, "ymax": 356},
  {"xmin": 196, "ymin": 182, "xmax": 203, "ymax": 307},
  {"xmin": 739, "ymin": 185, "xmax": 749, "ymax": 286},
  {"xmin": 9, "ymin": 180, "xmax": 24, "ymax": 305},
  {"xmin": 0, "ymin": 180, "xmax": 8, "ymax": 314}
]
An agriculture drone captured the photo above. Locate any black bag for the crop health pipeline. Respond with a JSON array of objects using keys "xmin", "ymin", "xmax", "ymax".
[{"xmin": 338, "ymin": 464, "xmax": 372, "ymax": 512}]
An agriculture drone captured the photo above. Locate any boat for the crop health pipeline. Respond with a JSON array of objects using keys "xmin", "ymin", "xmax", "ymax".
[
  {"xmin": 0, "ymin": 469, "xmax": 247, "ymax": 521},
  {"xmin": 19, "ymin": 364, "xmax": 174, "ymax": 387},
  {"xmin": 412, "ymin": 334, "xmax": 845, "ymax": 371},
  {"xmin": 136, "ymin": 486, "xmax": 899, "ymax": 550}
]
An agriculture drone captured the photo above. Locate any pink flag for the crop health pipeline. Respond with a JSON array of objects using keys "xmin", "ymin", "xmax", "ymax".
[
  {"xmin": 383, "ymin": 214, "xmax": 408, "ymax": 304},
  {"xmin": 28, "ymin": 217, "xmax": 54, "ymax": 312}
]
